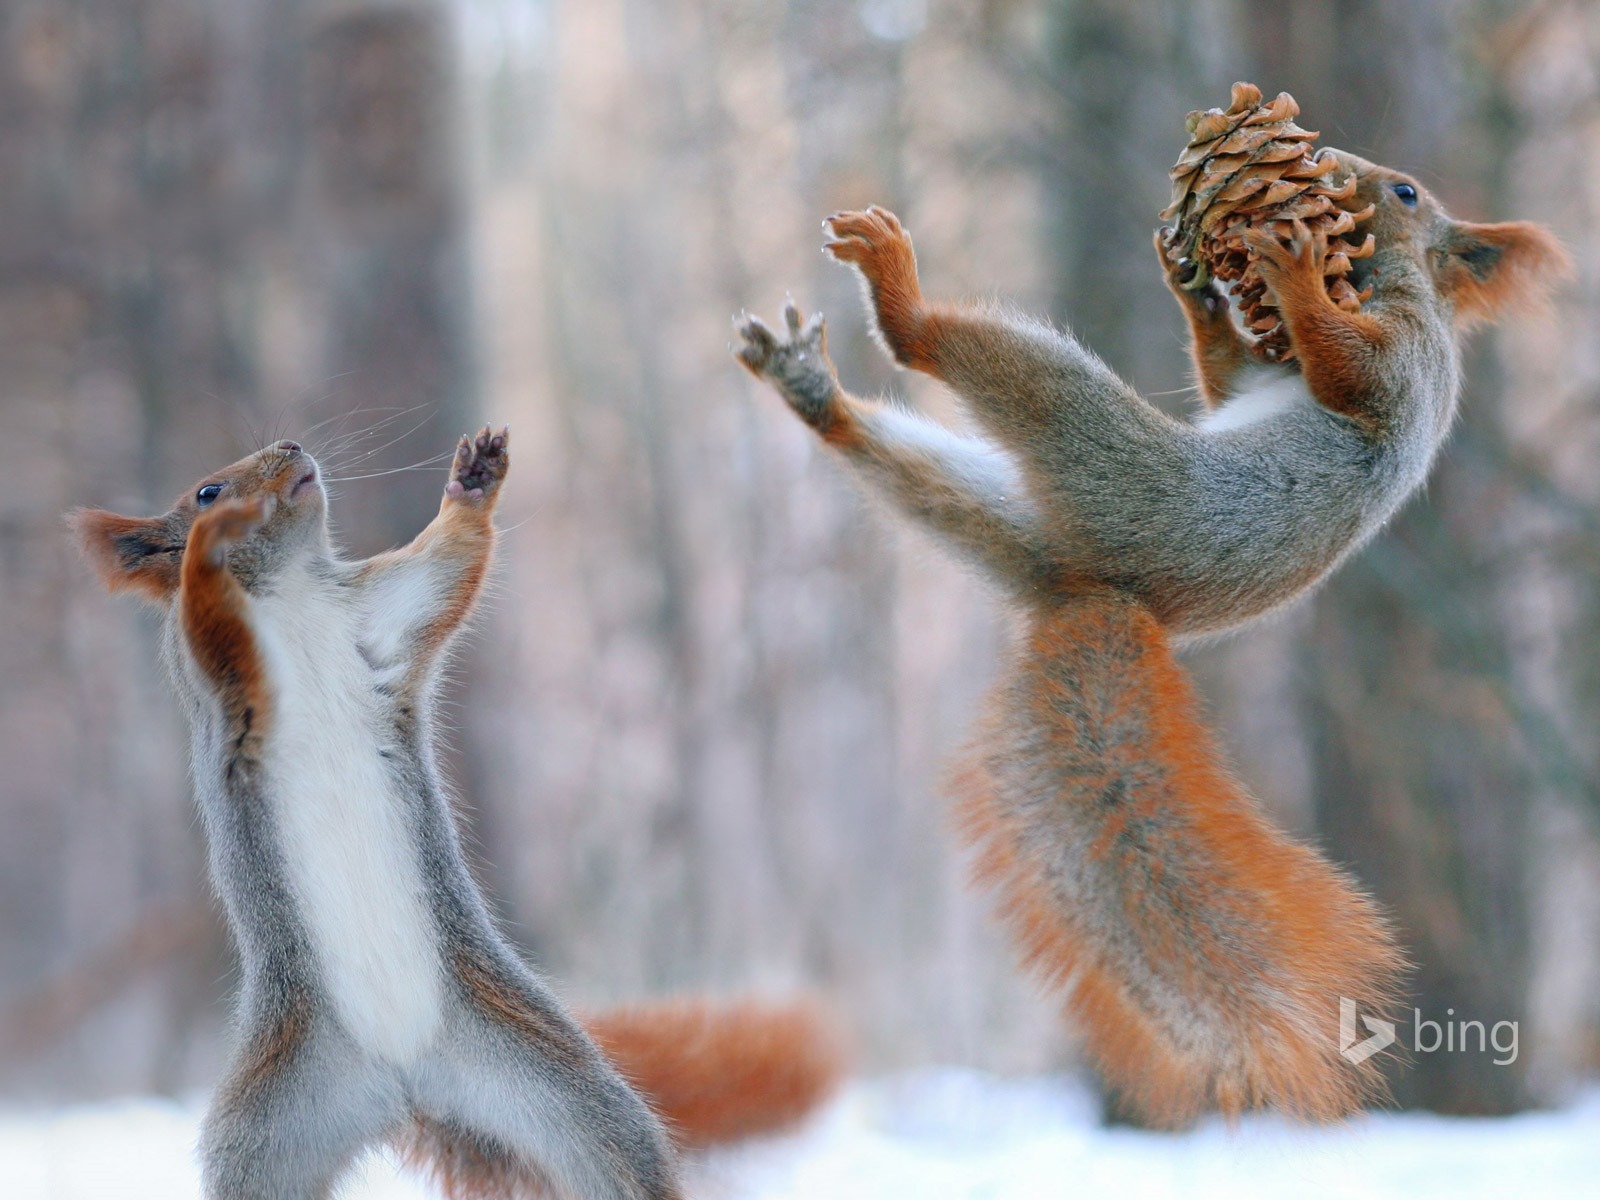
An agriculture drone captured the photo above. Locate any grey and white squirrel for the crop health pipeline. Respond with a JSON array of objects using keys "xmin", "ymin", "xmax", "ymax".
[
  {"xmin": 736, "ymin": 154, "xmax": 1567, "ymax": 1123},
  {"xmin": 72, "ymin": 429, "xmax": 842, "ymax": 1198}
]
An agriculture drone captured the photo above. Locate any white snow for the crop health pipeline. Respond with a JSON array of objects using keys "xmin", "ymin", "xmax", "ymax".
[{"xmin": 3, "ymin": 1069, "xmax": 1598, "ymax": 1199}]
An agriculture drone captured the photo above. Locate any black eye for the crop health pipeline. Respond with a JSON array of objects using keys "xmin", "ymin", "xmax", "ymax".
[
  {"xmin": 1392, "ymin": 183, "xmax": 1418, "ymax": 206},
  {"xmin": 196, "ymin": 484, "xmax": 224, "ymax": 507}
]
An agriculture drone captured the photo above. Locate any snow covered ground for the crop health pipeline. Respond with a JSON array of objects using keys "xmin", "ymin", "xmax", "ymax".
[{"xmin": 4, "ymin": 1069, "xmax": 1598, "ymax": 1199}]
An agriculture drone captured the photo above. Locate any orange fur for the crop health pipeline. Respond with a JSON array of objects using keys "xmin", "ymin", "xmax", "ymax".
[
  {"xmin": 954, "ymin": 589, "xmax": 1404, "ymax": 1125},
  {"xmin": 451, "ymin": 947, "xmax": 592, "ymax": 1073},
  {"xmin": 1183, "ymin": 304, "xmax": 1255, "ymax": 409},
  {"xmin": 1152, "ymin": 230, "xmax": 1257, "ymax": 409},
  {"xmin": 355, "ymin": 427, "xmax": 509, "ymax": 678},
  {"xmin": 357, "ymin": 497, "xmax": 498, "ymax": 686},
  {"xmin": 1280, "ymin": 302, "xmax": 1387, "ymax": 430},
  {"xmin": 399, "ymin": 1117, "xmax": 560, "ymax": 1200},
  {"xmin": 68, "ymin": 509, "xmax": 184, "ymax": 602},
  {"xmin": 178, "ymin": 498, "xmax": 275, "ymax": 733},
  {"xmin": 826, "ymin": 207, "xmax": 948, "ymax": 375},
  {"xmin": 815, "ymin": 391, "xmax": 872, "ymax": 450},
  {"xmin": 411, "ymin": 502, "xmax": 495, "ymax": 654},
  {"xmin": 215, "ymin": 993, "xmax": 312, "ymax": 1113},
  {"xmin": 399, "ymin": 997, "xmax": 842, "ymax": 1198},
  {"xmin": 71, "ymin": 440, "xmax": 330, "ymax": 613},
  {"xmin": 582, "ymin": 997, "xmax": 847, "ymax": 1148},
  {"xmin": 1245, "ymin": 220, "xmax": 1390, "ymax": 431},
  {"xmin": 1436, "ymin": 219, "xmax": 1573, "ymax": 328}
]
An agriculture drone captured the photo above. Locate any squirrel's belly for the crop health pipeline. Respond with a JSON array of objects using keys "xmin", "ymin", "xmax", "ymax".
[{"xmin": 258, "ymin": 622, "xmax": 446, "ymax": 1063}]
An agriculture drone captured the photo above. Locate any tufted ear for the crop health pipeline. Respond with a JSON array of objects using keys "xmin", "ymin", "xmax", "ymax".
[
  {"xmin": 68, "ymin": 508, "xmax": 183, "ymax": 603},
  {"xmin": 1435, "ymin": 220, "xmax": 1572, "ymax": 328}
]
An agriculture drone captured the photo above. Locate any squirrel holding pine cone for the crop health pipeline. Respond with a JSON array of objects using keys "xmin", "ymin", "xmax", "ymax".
[{"xmin": 736, "ymin": 83, "xmax": 1569, "ymax": 1125}]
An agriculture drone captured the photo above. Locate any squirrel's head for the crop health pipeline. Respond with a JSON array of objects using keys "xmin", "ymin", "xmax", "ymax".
[
  {"xmin": 70, "ymin": 440, "xmax": 327, "ymax": 603},
  {"xmin": 1327, "ymin": 151, "xmax": 1571, "ymax": 328}
]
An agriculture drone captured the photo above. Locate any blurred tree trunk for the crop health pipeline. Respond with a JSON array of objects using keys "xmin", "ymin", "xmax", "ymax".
[
  {"xmin": 1043, "ymin": 0, "xmax": 1214, "ymax": 402},
  {"xmin": 460, "ymin": 0, "xmax": 1061, "ymax": 1073},
  {"xmin": 1486, "ymin": 1, "xmax": 1600, "ymax": 1087},
  {"xmin": 296, "ymin": 2, "xmax": 476, "ymax": 553},
  {"xmin": 1240, "ymin": 0, "xmax": 1535, "ymax": 1113},
  {"xmin": 0, "ymin": 0, "xmax": 255, "ymax": 1098},
  {"xmin": 0, "ymin": 0, "xmax": 472, "ymax": 1097}
]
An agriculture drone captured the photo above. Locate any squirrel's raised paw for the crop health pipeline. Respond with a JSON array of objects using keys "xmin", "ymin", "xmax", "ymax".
[
  {"xmin": 734, "ymin": 301, "xmax": 841, "ymax": 431},
  {"xmin": 191, "ymin": 495, "xmax": 275, "ymax": 566},
  {"xmin": 822, "ymin": 207, "xmax": 930, "ymax": 369},
  {"xmin": 1243, "ymin": 219, "xmax": 1326, "ymax": 293},
  {"xmin": 446, "ymin": 425, "xmax": 510, "ymax": 504},
  {"xmin": 823, "ymin": 206, "xmax": 918, "ymax": 287},
  {"xmin": 1155, "ymin": 227, "xmax": 1230, "ymax": 315},
  {"xmin": 735, "ymin": 300, "xmax": 824, "ymax": 372}
]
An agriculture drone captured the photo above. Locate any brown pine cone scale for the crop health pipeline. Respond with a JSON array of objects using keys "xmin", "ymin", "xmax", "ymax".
[{"xmin": 1160, "ymin": 82, "xmax": 1376, "ymax": 362}]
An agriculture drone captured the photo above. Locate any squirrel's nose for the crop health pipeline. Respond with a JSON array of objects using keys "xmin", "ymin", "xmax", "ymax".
[{"xmin": 275, "ymin": 440, "xmax": 302, "ymax": 454}]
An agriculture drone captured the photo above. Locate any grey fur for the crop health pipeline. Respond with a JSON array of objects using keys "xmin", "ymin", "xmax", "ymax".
[
  {"xmin": 739, "ymin": 232, "xmax": 1460, "ymax": 641},
  {"xmin": 143, "ymin": 441, "xmax": 678, "ymax": 1200}
]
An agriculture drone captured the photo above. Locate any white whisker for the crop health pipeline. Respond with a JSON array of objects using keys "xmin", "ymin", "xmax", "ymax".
[{"xmin": 323, "ymin": 451, "xmax": 456, "ymax": 483}]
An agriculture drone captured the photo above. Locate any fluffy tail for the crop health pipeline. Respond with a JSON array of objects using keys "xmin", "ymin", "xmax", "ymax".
[
  {"xmin": 583, "ymin": 996, "xmax": 847, "ymax": 1148},
  {"xmin": 402, "ymin": 997, "xmax": 845, "ymax": 1199},
  {"xmin": 954, "ymin": 589, "xmax": 1405, "ymax": 1126}
]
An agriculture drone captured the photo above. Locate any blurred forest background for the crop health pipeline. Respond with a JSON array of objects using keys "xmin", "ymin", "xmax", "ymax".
[{"xmin": 2, "ymin": 0, "xmax": 1598, "ymax": 1122}]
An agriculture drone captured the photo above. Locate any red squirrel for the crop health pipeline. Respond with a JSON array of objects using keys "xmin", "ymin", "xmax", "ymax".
[
  {"xmin": 73, "ymin": 430, "xmax": 842, "ymax": 1197},
  {"xmin": 735, "ymin": 156, "xmax": 1567, "ymax": 1123}
]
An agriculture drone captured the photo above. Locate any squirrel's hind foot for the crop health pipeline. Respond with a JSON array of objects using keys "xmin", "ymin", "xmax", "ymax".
[
  {"xmin": 734, "ymin": 301, "xmax": 842, "ymax": 433},
  {"xmin": 823, "ymin": 207, "xmax": 932, "ymax": 371},
  {"xmin": 823, "ymin": 206, "xmax": 913, "ymax": 273}
]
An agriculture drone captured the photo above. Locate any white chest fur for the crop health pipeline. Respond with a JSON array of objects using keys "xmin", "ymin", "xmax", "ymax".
[
  {"xmin": 1197, "ymin": 367, "xmax": 1311, "ymax": 433},
  {"xmin": 253, "ymin": 576, "xmax": 445, "ymax": 1063}
]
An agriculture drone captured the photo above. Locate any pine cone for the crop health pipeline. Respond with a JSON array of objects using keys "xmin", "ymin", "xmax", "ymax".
[{"xmin": 1160, "ymin": 82, "xmax": 1375, "ymax": 362}]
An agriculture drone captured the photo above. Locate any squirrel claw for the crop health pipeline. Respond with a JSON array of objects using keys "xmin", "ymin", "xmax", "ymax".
[
  {"xmin": 783, "ymin": 298, "xmax": 809, "ymax": 338},
  {"xmin": 447, "ymin": 423, "xmax": 510, "ymax": 504},
  {"xmin": 1244, "ymin": 218, "xmax": 1322, "ymax": 271},
  {"xmin": 822, "ymin": 238, "xmax": 865, "ymax": 264}
]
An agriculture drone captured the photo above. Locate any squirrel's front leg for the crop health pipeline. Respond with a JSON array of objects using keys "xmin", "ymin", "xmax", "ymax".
[
  {"xmin": 1155, "ymin": 228, "xmax": 1256, "ymax": 408},
  {"xmin": 424, "ymin": 423, "xmax": 509, "ymax": 640},
  {"xmin": 357, "ymin": 425, "xmax": 509, "ymax": 666},
  {"xmin": 737, "ymin": 302, "xmax": 1056, "ymax": 598},
  {"xmin": 180, "ymin": 495, "xmax": 276, "ymax": 742},
  {"xmin": 824, "ymin": 206, "xmax": 1152, "ymax": 486},
  {"xmin": 824, "ymin": 207, "xmax": 941, "ymax": 376},
  {"xmin": 1244, "ymin": 220, "xmax": 1388, "ymax": 432}
]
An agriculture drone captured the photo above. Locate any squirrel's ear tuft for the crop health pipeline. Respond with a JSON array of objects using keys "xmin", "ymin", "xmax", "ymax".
[
  {"xmin": 68, "ymin": 508, "xmax": 182, "ymax": 602},
  {"xmin": 1436, "ymin": 220, "xmax": 1572, "ymax": 328}
]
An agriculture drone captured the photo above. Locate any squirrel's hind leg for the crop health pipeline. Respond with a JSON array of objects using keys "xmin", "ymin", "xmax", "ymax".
[
  {"xmin": 825, "ymin": 208, "xmax": 1154, "ymax": 472},
  {"xmin": 200, "ymin": 1005, "xmax": 404, "ymax": 1200},
  {"xmin": 737, "ymin": 302, "xmax": 1059, "ymax": 598},
  {"xmin": 412, "ymin": 954, "xmax": 680, "ymax": 1200}
]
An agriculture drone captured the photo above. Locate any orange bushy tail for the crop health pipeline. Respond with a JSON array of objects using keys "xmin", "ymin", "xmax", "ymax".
[
  {"xmin": 583, "ymin": 996, "xmax": 847, "ymax": 1148},
  {"xmin": 403, "ymin": 997, "xmax": 845, "ymax": 1198},
  {"xmin": 955, "ymin": 589, "xmax": 1405, "ymax": 1126}
]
